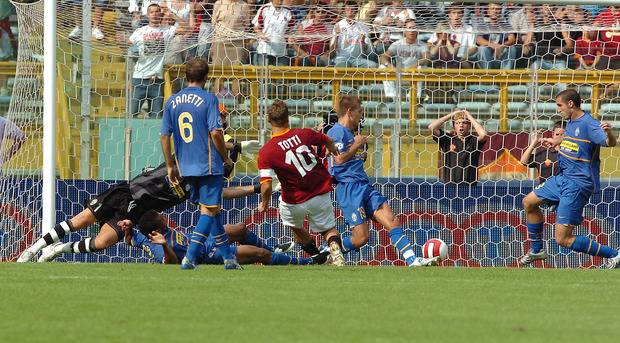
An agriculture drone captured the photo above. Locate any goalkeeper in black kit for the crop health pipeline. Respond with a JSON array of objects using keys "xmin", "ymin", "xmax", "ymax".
[{"xmin": 16, "ymin": 161, "xmax": 262, "ymax": 262}]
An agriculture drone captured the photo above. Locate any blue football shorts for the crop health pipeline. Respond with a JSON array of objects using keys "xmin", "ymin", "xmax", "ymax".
[
  {"xmin": 335, "ymin": 182, "xmax": 388, "ymax": 227},
  {"xmin": 533, "ymin": 175, "xmax": 592, "ymax": 226},
  {"xmin": 184, "ymin": 175, "xmax": 223, "ymax": 207}
]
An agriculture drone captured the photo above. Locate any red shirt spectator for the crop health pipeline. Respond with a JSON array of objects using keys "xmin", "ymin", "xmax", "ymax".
[
  {"xmin": 574, "ymin": 31, "xmax": 603, "ymax": 68},
  {"xmin": 594, "ymin": 6, "xmax": 620, "ymax": 59}
]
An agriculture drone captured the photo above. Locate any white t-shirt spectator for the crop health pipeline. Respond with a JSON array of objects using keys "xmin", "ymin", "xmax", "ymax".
[
  {"xmin": 252, "ymin": 3, "xmax": 294, "ymax": 57},
  {"xmin": 374, "ymin": 6, "xmax": 415, "ymax": 41},
  {"xmin": 331, "ymin": 19, "xmax": 373, "ymax": 57},
  {"xmin": 386, "ymin": 38, "xmax": 427, "ymax": 67},
  {"xmin": 129, "ymin": 25, "xmax": 177, "ymax": 79},
  {"xmin": 166, "ymin": 0, "xmax": 192, "ymax": 27}
]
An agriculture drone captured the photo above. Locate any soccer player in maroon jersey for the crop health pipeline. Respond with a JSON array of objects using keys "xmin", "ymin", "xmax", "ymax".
[{"xmin": 257, "ymin": 100, "xmax": 346, "ymax": 266}]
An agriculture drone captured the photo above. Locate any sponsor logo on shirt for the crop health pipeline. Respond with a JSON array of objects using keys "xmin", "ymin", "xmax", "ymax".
[{"xmin": 560, "ymin": 140, "xmax": 579, "ymax": 152}]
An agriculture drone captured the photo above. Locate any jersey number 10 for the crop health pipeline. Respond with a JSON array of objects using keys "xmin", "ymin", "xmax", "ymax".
[{"xmin": 285, "ymin": 145, "xmax": 317, "ymax": 177}]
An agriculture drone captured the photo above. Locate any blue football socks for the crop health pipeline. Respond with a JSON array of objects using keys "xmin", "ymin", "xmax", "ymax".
[
  {"xmin": 241, "ymin": 229, "xmax": 273, "ymax": 252},
  {"xmin": 570, "ymin": 236, "xmax": 618, "ymax": 258},
  {"xmin": 185, "ymin": 214, "xmax": 211, "ymax": 263},
  {"xmin": 527, "ymin": 222, "xmax": 544, "ymax": 253},
  {"xmin": 388, "ymin": 227, "xmax": 416, "ymax": 266}
]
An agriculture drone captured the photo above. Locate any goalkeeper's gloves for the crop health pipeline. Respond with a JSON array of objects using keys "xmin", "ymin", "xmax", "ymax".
[{"xmin": 240, "ymin": 140, "xmax": 261, "ymax": 158}]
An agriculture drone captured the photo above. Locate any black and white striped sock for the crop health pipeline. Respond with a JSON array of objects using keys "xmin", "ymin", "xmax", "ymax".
[
  {"xmin": 31, "ymin": 221, "xmax": 73, "ymax": 253},
  {"xmin": 70, "ymin": 238, "xmax": 100, "ymax": 253}
]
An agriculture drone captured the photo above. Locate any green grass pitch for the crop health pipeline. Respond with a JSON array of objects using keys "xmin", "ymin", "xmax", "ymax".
[{"xmin": 1, "ymin": 264, "xmax": 617, "ymax": 343}]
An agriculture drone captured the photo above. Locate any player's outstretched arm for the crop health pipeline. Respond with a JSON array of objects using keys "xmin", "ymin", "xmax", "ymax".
[
  {"xmin": 148, "ymin": 231, "xmax": 179, "ymax": 265},
  {"xmin": 520, "ymin": 130, "xmax": 542, "ymax": 166},
  {"xmin": 258, "ymin": 181, "xmax": 273, "ymax": 212},
  {"xmin": 223, "ymin": 185, "xmax": 258, "ymax": 199},
  {"xmin": 601, "ymin": 122, "xmax": 617, "ymax": 147},
  {"xmin": 160, "ymin": 134, "xmax": 180, "ymax": 185}
]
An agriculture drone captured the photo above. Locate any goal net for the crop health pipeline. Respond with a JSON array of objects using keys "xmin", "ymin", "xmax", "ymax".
[{"xmin": 1, "ymin": 0, "xmax": 619, "ymax": 267}]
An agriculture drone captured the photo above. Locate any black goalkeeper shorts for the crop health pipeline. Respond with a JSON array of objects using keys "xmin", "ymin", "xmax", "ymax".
[{"xmin": 85, "ymin": 182, "xmax": 133, "ymax": 240}]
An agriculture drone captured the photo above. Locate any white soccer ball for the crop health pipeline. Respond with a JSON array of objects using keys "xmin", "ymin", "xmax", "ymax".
[{"xmin": 422, "ymin": 238, "xmax": 448, "ymax": 262}]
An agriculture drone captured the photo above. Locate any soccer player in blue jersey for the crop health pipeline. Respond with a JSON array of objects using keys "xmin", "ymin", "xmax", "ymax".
[
  {"xmin": 520, "ymin": 89, "xmax": 620, "ymax": 268},
  {"xmin": 130, "ymin": 210, "xmax": 325, "ymax": 266},
  {"xmin": 326, "ymin": 95, "xmax": 437, "ymax": 267},
  {"xmin": 161, "ymin": 58, "xmax": 240, "ymax": 270}
]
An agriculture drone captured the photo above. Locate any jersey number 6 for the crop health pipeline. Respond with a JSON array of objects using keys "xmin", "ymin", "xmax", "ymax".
[
  {"xmin": 178, "ymin": 112, "xmax": 193, "ymax": 143},
  {"xmin": 285, "ymin": 145, "xmax": 317, "ymax": 177}
]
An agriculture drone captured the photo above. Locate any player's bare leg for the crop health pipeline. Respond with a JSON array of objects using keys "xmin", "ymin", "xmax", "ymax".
[
  {"xmin": 520, "ymin": 192, "xmax": 548, "ymax": 265},
  {"xmin": 38, "ymin": 224, "xmax": 121, "ymax": 262},
  {"xmin": 224, "ymin": 223, "xmax": 279, "ymax": 252},
  {"xmin": 224, "ymin": 223, "xmax": 248, "ymax": 243},
  {"xmin": 347, "ymin": 223, "xmax": 370, "ymax": 249},
  {"xmin": 373, "ymin": 203, "xmax": 436, "ymax": 267},
  {"xmin": 17, "ymin": 209, "xmax": 98, "ymax": 262},
  {"xmin": 287, "ymin": 226, "xmax": 333, "ymax": 264},
  {"xmin": 555, "ymin": 216, "xmax": 620, "ymax": 268},
  {"xmin": 555, "ymin": 224, "xmax": 576, "ymax": 248}
]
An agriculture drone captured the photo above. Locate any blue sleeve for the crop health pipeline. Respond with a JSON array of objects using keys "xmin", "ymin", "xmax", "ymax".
[
  {"xmin": 131, "ymin": 230, "xmax": 165, "ymax": 263},
  {"xmin": 206, "ymin": 95, "xmax": 222, "ymax": 132},
  {"xmin": 161, "ymin": 100, "xmax": 174, "ymax": 136},
  {"xmin": 588, "ymin": 119, "xmax": 608, "ymax": 146},
  {"xmin": 327, "ymin": 127, "xmax": 346, "ymax": 153},
  {"xmin": 131, "ymin": 230, "xmax": 148, "ymax": 248}
]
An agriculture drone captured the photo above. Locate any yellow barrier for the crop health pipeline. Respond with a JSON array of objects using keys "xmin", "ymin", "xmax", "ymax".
[{"xmin": 164, "ymin": 65, "xmax": 620, "ymax": 132}]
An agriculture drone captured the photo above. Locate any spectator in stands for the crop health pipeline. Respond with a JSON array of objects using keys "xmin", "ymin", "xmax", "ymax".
[
  {"xmin": 379, "ymin": 19, "xmax": 426, "ymax": 68},
  {"xmin": 67, "ymin": 0, "xmax": 108, "ymax": 40},
  {"xmin": 473, "ymin": 3, "xmax": 518, "ymax": 69},
  {"xmin": 129, "ymin": 0, "xmax": 164, "ymax": 27},
  {"xmin": 574, "ymin": 29, "xmax": 603, "ymax": 70},
  {"xmin": 285, "ymin": 0, "xmax": 309, "ymax": 24},
  {"xmin": 520, "ymin": 121, "xmax": 563, "ymax": 184},
  {"xmin": 0, "ymin": 116, "xmax": 25, "ymax": 166},
  {"xmin": 211, "ymin": 0, "xmax": 250, "ymax": 97},
  {"xmin": 161, "ymin": 0, "xmax": 195, "ymax": 65},
  {"xmin": 427, "ymin": 109, "xmax": 488, "ymax": 185},
  {"xmin": 357, "ymin": 0, "xmax": 379, "ymax": 24},
  {"xmin": 373, "ymin": 0, "xmax": 415, "ymax": 55},
  {"xmin": 252, "ymin": 0, "xmax": 295, "ymax": 66},
  {"xmin": 427, "ymin": 23, "xmax": 463, "ymax": 69},
  {"xmin": 379, "ymin": 19, "xmax": 426, "ymax": 99},
  {"xmin": 290, "ymin": 6, "xmax": 330, "ymax": 67},
  {"xmin": 129, "ymin": 3, "xmax": 181, "ymax": 118},
  {"xmin": 194, "ymin": 0, "xmax": 216, "ymax": 59},
  {"xmin": 526, "ymin": 5, "xmax": 575, "ymax": 70},
  {"xmin": 427, "ymin": 4, "xmax": 477, "ymax": 68},
  {"xmin": 0, "ymin": 0, "xmax": 16, "ymax": 60},
  {"xmin": 509, "ymin": 4, "xmax": 535, "ymax": 67},
  {"xmin": 161, "ymin": 1, "xmax": 195, "ymax": 56},
  {"xmin": 331, "ymin": 2, "xmax": 378, "ymax": 68},
  {"xmin": 594, "ymin": 6, "xmax": 620, "ymax": 69}
]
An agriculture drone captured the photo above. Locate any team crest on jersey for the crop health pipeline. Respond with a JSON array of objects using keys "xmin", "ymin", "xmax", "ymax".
[
  {"xmin": 127, "ymin": 200, "xmax": 137, "ymax": 213},
  {"xmin": 575, "ymin": 128, "xmax": 580, "ymax": 137},
  {"xmin": 351, "ymin": 213, "xmax": 357, "ymax": 222}
]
